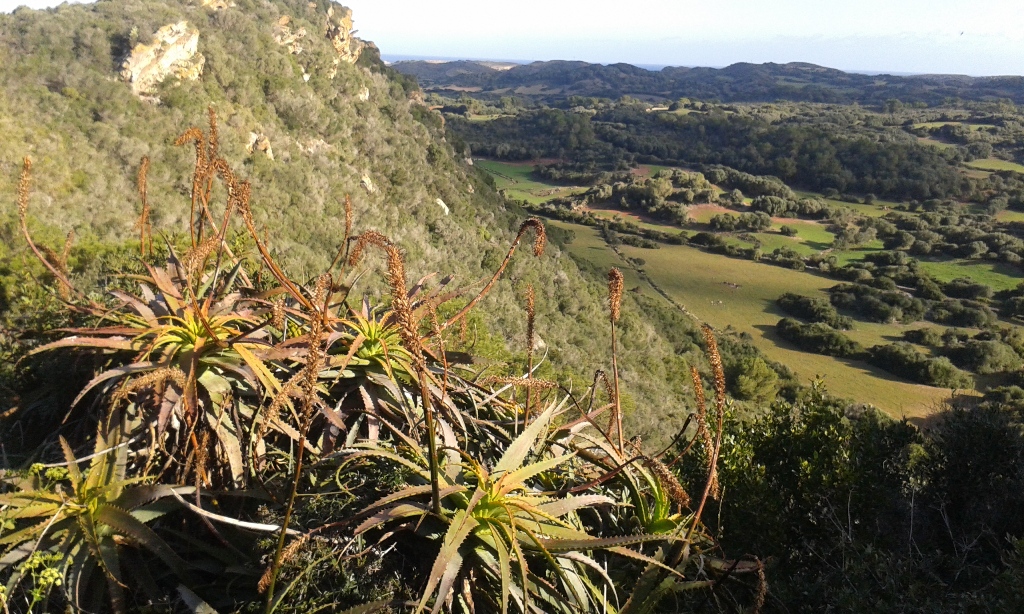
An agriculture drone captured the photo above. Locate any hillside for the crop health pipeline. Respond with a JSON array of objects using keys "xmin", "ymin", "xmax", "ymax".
[
  {"xmin": 393, "ymin": 58, "xmax": 1024, "ymax": 105},
  {"xmin": 0, "ymin": 0, "xmax": 751, "ymax": 446}
]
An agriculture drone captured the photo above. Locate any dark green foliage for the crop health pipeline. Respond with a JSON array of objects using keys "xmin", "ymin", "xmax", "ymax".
[
  {"xmin": 903, "ymin": 327, "xmax": 945, "ymax": 347},
  {"xmin": 776, "ymin": 292, "xmax": 853, "ymax": 329},
  {"xmin": 776, "ymin": 318, "xmax": 863, "ymax": 358},
  {"xmin": 944, "ymin": 277, "xmax": 994, "ymax": 300},
  {"xmin": 867, "ymin": 342, "xmax": 974, "ymax": 388},
  {"xmin": 927, "ymin": 298, "xmax": 998, "ymax": 328},
  {"xmin": 829, "ymin": 283, "xmax": 926, "ymax": 324},
  {"xmin": 690, "ymin": 388, "xmax": 1024, "ymax": 612},
  {"xmin": 944, "ymin": 339, "xmax": 1024, "ymax": 374}
]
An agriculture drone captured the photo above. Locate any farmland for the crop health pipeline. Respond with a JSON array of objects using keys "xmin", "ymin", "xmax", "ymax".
[{"xmin": 476, "ymin": 157, "xmax": 1024, "ymax": 418}]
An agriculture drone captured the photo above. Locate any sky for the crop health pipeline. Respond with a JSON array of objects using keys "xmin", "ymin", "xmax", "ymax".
[{"xmin": 3, "ymin": 0, "xmax": 1023, "ymax": 76}]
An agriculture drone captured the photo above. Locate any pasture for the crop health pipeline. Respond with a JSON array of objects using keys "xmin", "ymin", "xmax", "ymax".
[
  {"xmin": 966, "ymin": 158, "xmax": 1024, "ymax": 174},
  {"xmin": 614, "ymin": 240, "xmax": 952, "ymax": 417},
  {"xmin": 475, "ymin": 159, "xmax": 585, "ymax": 204}
]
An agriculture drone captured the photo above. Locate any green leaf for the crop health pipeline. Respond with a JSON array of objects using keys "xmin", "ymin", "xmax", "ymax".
[
  {"xmin": 177, "ymin": 584, "xmax": 219, "ymax": 613},
  {"xmin": 416, "ymin": 508, "xmax": 480, "ymax": 614},
  {"xmin": 537, "ymin": 533, "xmax": 673, "ymax": 552},
  {"xmin": 496, "ymin": 453, "xmax": 575, "ymax": 496},
  {"xmin": 353, "ymin": 503, "xmax": 428, "ymax": 536},
  {"xmin": 536, "ymin": 495, "xmax": 615, "ymax": 518},
  {"xmin": 490, "ymin": 523, "xmax": 512, "ymax": 614},
  {"xmin": 95, "ymin": 504, "xmax": 189, "ymax": 578},
  {"xmin": 492, "ymin": 404, "xmax": 557, "ymax": 476},
  {"xmin": 60, "ymin": 436, "xmax": 82, "ymax": 491},
  {"xmin": 337, "ymin": 599, "xmax": 391, "ymax": 614}
]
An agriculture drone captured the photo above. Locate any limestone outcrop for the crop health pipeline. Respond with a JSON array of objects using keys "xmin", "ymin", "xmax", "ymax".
[
  {"xmin": 326, "ymin": 3, "xmax": 364, "ymax": 78},
  {"xmin": 361, "ymin": 174, "xmax": 377, "ymax": 194},
  {"xmin": 273, "ymin": 15, "xmax": 307, "ymax": 55},
  {"xmin": 247, "ymin": 133, "xmax": 274, "ymax": 160},
  {"xmin": 119, "ymin": 21, "xmax": 205, "ymax": 98}
]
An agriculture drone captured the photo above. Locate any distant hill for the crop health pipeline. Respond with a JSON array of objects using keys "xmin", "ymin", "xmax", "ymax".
[{"xmin": 393, "ymin": 59, "xmax": 1024, "ymax": 105}]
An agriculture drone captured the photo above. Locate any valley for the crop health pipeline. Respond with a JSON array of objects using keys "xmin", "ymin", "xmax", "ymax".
[{"xmin": 477, "ymin": 158, "xmax": 1010, "ymax": 416}]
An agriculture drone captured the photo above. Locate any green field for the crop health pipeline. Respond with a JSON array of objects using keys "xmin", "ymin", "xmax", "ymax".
[
  {"xmin": 996, "ymin": 209, "xmax": 1024, "ymax": 223},
  {"xmin": 754, "ymin": 221, "xmax": 835, "ymax": 255},
  {"xmin": 913, "ymin": 121, "xmax": 995, "ymax": 131},
  {"xmin": 793, "ymin": 190, "xmax": 892, "ymax": 217},
  {"xmin": 476, "ymin": 159, "xmax": 585, "ymax": 204},
  {"xmin": 486, "ymin": 162, "xmax": 1013, "ymax": 418},
  {"xmin": 546, "ymin": 217, "xmax": 952, "ymax": 417},
  {"xmin": 613, "ymin": 240, "xmax": 952, "ymax": 417},
  {"xmin": 916, "ymin": 136, "xmax": 957, "ymax": 150},
  {"xmin": 548, "ymin": 220, "xmax": 653, "ymax": 293},
  {"xmin": 966, "ymin": 158, "xmax": 1024, "ymax": 174},
  {"xmin": 917, "ymin": 258, "xmax": 1024, "ymax": 292}
]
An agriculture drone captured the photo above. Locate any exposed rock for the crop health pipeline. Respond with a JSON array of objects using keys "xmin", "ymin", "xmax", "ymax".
[
  {"xmin": 361, "ymin": 175, "xmax": 377, "ymax": 194},
  {"xmin": 358, "ymin": 86, "xmax": 370, "ymax": 101},
  {"xmin": 247, "ymin": 132, "xmax": 274, "ymax": 160},
  {"xmin": 326, "ymin": 3, "xmax": 365, "ymax": 78},
  {"xmin": 273, "ymin": 15, "xmax": 307, "ymax": 55},
  {"xmin": 467, "ymin": 183, "xmax": 475, "ymax": 194},
  {"xmin": 435, "ymin": 198, "xmax": 450, "ymax": 215},
  {"xmin": 119, "ymin": 21, "xmax": 205, "ymax": 98}
]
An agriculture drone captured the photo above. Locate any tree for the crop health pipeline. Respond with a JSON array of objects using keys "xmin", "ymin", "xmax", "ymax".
[{"xmin": 731, "ymin": 356, "xmax": 779, "ymax": 402}]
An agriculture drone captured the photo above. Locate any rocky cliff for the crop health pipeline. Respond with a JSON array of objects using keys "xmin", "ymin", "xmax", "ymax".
[
  {"xmin": 326, "ymin": 3, "xmax": 364, "ymax": 77},
  {"xmin": 119, "ymin": 21, "xmax": 205, "ymax": 98}
]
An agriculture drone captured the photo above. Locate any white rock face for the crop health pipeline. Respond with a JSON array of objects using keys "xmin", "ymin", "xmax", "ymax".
[
  {"xmin": 358, "ymin": 86, "xmax": 370, "ymax": 101},
  {"xmin": 119, "ymin": 22, "xmax": 205, "ymax": 97},
  {"xmin": 247, "ymin": 132, "xmax": 274, "ymax": 161},
  {"xmin": 326, "ymin": 3, "xmax": 365, "ymax": 78},
  {"xmin": 361, "ymin": 175, "xmax": 377, "ymax": 194},
  {"xmin": 435, "ymin": 198, "xmax": 450, "ymax": 215},
  {"xmin": 273, "ymin": 16, "xmax": 307, "ymax": 55}
]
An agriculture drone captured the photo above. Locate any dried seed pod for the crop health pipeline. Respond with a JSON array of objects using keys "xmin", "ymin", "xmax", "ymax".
[{"xmin": 608, "ymin": 268, "xmax": 624, "ymax": 323}]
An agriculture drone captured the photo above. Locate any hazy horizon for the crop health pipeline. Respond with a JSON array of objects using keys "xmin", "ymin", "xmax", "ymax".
[
  {"xmin": 3, "ymin": 0, "xmax": 1023, "ymax": 77},
  {"xmin": 378, "ymin": 54, "xmax": 944, "ymax": 78}
]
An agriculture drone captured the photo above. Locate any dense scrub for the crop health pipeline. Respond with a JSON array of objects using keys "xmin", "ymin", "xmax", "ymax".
[
  {"xmin": 688, "ymin": 388, "xmax": 1024, "ymax": 612},
  {"xmin": 867, "ymin": 342, "xmax": 974, "ymax": 389},
  {"xmin": 1, "ymin": 121, "xmax": 768, "ymax": 613},
  {"xmin": 776, "ymin": 293, "xmax": 852, "ymax": 330}
]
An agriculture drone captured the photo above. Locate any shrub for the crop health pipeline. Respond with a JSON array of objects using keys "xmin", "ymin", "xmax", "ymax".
[
  {"xmin": 777, "ymin": 293, "xmax": 853, "ymax": 329},
  {"xmin": 776, "ymin": 318, "xmax": 864, "ymax": 358},
  {"xmin": 867, "ymin": 342, "xmax": 973, "ymax": 388},
  {"xmin": 945, "ymin": 339, "xmax": 1024, "ymax": 374}
]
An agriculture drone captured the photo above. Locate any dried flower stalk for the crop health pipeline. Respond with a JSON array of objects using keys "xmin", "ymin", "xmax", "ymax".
[{"xmin": 137, "ymin": 156, "xmax": 153, "ymax": 256}]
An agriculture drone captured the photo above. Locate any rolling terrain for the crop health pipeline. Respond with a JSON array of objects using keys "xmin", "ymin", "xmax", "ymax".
[{"xmin": 395, "ymin": 58, "xmax": 1024, "ymax": 106}]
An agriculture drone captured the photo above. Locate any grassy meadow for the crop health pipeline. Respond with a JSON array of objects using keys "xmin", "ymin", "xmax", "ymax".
[
  {"xmin": 477, "ymin": 160, "xmax": 1024, "ymax": 418},
  {"xmin": 966, "ymin": 158, "xmax": 1024, "ymax": 174}
]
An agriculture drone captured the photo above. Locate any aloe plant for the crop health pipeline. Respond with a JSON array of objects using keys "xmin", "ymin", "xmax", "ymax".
[
  {"xmin": 341, "ymin": 402, "xmax": 678, "ymax": 614},
  {"xmin": 0, "ymin": 425, "xmax": 193, "ymax": 613},
  {"xmin": 29, "ymin": 247, "xmax": 283, "ymax": 488}
]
